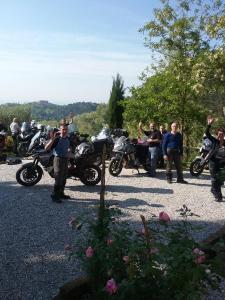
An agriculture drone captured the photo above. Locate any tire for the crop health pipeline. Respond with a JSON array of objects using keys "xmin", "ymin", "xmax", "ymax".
[
  {"xmin": 189, "ymin": 158, "xmax": 205, "ymax": 177},
  {"xmin": 18, "ymin": 142, "xmax": 29, "ymax": 157},
  {"xmin": 79, "ymin": 166, "xmax": 101, "ymax": 186},
  {"xmin": 108, "ymin": 158, "xmax": 123, "ymax": 177},
  {"xmin": 16, "ymin": 163, "xmax": 43, "ymax": 186}
]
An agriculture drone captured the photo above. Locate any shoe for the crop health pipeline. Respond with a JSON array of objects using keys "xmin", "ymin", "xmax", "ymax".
[
  {"xmin": 61, "ymin": 194, "xmax": 71, "ymax": 199},
  {"xmin": 215, "ymin": 197, "xmax": 223, "ymax": 202},
  {"xmin": 177, "ymin": 180, "xmax": 188, "ymax": 184},
  {"xmin": 167, "ymin": 179, "xmax": 172, "ymax": 184},
  {"xmin": 51, "ymin": 194, "xmax": 62, "ymax": 203}
]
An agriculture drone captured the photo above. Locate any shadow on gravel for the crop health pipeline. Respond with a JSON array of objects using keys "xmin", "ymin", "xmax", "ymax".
[
  {"xmin": 104, "ymin": 185, "xmax": 173, "ymax": 195},
  {"xmin": 0, "ymin": 180, "xmax": 225, "ymax": 299},
  {"xmin": 113, "ymin": 198, "xmax": 165, "ymax": 209}
]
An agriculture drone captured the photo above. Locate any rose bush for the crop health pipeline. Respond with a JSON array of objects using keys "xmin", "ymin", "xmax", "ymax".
[{"xmin": 69, "ymin": 205, "xmax": 219, "ymax": 300}]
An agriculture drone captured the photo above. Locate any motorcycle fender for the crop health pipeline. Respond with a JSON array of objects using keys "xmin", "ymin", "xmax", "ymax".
[{"xmin": 22, "ymin": 162, "xmax": 44, "ymax": 175}]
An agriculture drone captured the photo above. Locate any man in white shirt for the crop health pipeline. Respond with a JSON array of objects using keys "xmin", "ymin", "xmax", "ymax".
[{"xmin": 10, "ymin": 118, "xmax": 20, "ymax": 154}]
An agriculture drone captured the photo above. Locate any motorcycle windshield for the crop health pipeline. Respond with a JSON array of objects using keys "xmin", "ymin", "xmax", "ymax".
[
  {"xmin": 21, "ymin": 122, "xmax": 29, "ymax": 133},
  {"xmin": 28, "ymin": 131, "xmax": 41, "ymax": 152}
]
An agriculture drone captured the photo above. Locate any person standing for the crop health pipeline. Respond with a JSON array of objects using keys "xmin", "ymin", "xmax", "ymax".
[
  {"xmin": 10, "ymin": 118, "xmax": 20, "ymax": 154},
  {"xmin": 205, "ymin": 116, "xmax": 225, "ymax": 202},
  {"xmin": 162, "ymin": 122, "xmax": 188, "ymax": 184},
  {"xmin": 158, "ymin": 124, "xmax": 168, "ymax": 168},
  {"xmin": 45, "ymin": 125, "xmax": 71, "ymax": 203},
  {"xmin": 138, "ymin": 121, "xmax": 162, "ymax": 177}
]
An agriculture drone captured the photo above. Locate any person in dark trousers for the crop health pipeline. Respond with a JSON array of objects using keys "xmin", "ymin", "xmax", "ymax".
[
  {"xmin": 162, "ymin": 122, "xmax": 188, "ymax": 184},
  {"xmin": 139, "ymin": 121, "xmax": 162, "ymax": 177},
  {"xmin": 45, "ymin": 125, "xmax": 71, "ymax": 203},
  {"xmin": 158, "ymin": 124, "xmax": 168, "ymax": 168},
  {"xmin": 9, "ymin": 118, "xmax": 20, "ymax": 154},
  {"xmin": 205, "ymin": 115, "xmax": 225, "ymax": 202}
]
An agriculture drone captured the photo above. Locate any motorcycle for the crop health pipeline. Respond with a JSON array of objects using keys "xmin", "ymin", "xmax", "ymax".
[
  {"xmin": 91, "ymin": 128, "xmax": 114, "ymax": 165},
  {"xmin": 28, "ymin": 129, "xmax": 48, "ymax": 154},
  {"xmin": 108, "ymin": 136, "xmax": 150, "ymax": 177},
  {"xmin": 16, "ymin": 145, "xmax": 101, "ymax": 187},
  {"xmin": 17, "ymin": 122, "xmax": 37, "ymax": 157},
  {"xmin": 189, "ymin": 137, "xmax": 212, "ymax": 176}
]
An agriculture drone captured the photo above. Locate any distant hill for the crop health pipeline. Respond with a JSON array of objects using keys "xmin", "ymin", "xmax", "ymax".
[{"xmin": 1, "ymin": 101, "xmax": 99, "ymax": 121}]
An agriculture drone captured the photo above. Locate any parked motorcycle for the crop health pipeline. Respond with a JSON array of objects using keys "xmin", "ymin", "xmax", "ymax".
[
  {"xmin": 189, "ymin": 137, "xmax": 212, "ymax": 176},
  {"xmin": 91, "ymin": 128, "xmax": 114, "ymax": 165},
  {"xmin": 28, "ymin": 128, "xmax": 48, "ymax": 154},
  {"xmin": 16, "ymin": 145, "xmax": 101, "ymax": 187},
  {"xmin": 17, "ymin": 122, "xmax": 38, "ymax": 157},
  {"xmin": 108, "ymin": 136, "xmax": 150, "ymax": 176}
]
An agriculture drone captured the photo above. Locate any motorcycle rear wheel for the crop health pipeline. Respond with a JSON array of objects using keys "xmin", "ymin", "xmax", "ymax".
[
  {"xmin": 108, "ymin": 158, "xmax": 123, "ymax": 177},
  {"xmin": 16, "ymin": 164, "xmax": 43, "ymax": 186},
  {"xmin": 189, "ymin": 158, "xmax": 205, "ymax": 176},
  {"xmin": 79, "ymin": 166, "xmax": 101, "ymax": 185}
]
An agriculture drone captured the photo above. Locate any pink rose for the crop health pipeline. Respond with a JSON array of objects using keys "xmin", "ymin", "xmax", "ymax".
[
  {"xmin": 195, "ymin": 255, "xmax": 206, "ymax": 264},
  {"xmin": 159, "ymin": 211, "xmax": 170, "ymax": 222},
  {"xmin": 122, "ymin": 256, "xmax": 130, "ymax": 263},
  {"xmin": 107, "ymin": 239, "xmax": 113, "ymax": 245},
  {"xmin": 64, "ymin": 244, "xmax": 72, "ymax": 251},
  {"xmin": 85, "ymin": 246, "xmax": 94, "ymax": 258},
  {"xmin": 105, "ymin": 278, "xmax": 118, "ymax": 295},
  {"xmin": 193, "ymin": 248, "xmax": 201, "ymax": 255}
]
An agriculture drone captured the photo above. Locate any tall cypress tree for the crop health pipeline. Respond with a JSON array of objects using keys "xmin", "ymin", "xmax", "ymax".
[{"xmin": 108, "ymin": 73, "xmax": 125, "ymax": 129}]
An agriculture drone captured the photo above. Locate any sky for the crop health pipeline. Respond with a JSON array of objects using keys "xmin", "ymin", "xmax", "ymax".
[{"xmin": 0, "ymin": 0, "xmax": 158, "ymax": 105}]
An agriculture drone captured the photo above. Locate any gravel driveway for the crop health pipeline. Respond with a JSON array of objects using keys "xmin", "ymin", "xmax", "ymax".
[{"xmin": 0, "ymin": 161, "xmax": 225, "ymax": 299}]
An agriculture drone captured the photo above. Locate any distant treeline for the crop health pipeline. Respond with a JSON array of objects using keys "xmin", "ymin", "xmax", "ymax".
[{"xmin": 0, "ymin": 101, "xmax": 99, "ymax": 126}]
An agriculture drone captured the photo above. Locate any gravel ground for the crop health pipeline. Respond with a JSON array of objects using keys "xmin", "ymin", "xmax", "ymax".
[{"xmin": 0, "ymin": 161, "xmax": 225, "ymax": 299}]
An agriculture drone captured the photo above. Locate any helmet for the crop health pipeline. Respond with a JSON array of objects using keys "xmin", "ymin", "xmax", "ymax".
[
  {"xmin": 30, "ymin": 120, "xmax": 36, "ymax": 127},
  {"xmin": 37, "ymin": 124, "xmax": 45, "ymax": 131}
]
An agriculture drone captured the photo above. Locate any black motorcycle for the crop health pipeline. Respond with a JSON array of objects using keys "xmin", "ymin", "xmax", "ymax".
[
  {"xmin": 189, "ymin": 137, "xmax": 212, "ymax": 176},
  {"xmin": 108, "ymin": 136, "xmax": 150, "ymax": 176},
  {"xmin": 17, "ymin": 122, "xmax": 37, "ymax": 157},
  {"xmin": 16, "ymin": 146, "xmax": 101, "ymax": 187},
  {"xmin": 91, "ymin": 128, "xmax": 115, "ymax": 165}
]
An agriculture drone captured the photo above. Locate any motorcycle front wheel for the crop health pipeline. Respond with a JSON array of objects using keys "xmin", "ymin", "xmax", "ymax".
[
  {"xmin": 108, "ymin": 158, "xmax": 123, "ymax": 177},
  {"xmin": 16, "ymin": 163, "xmax": 43, "ymax": 186},
  {"xmin": 79, "ymin": 166, "xmax": 101, "ymax": 185},
  {"xmin": 189, "ymin": 158, "xmax": 205, "ymax": 176}
]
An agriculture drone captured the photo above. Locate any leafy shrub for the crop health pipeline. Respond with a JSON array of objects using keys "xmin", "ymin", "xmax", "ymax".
[{"xmin": 68, "ymin": 205, "xmax": 219, "ymax": 300}]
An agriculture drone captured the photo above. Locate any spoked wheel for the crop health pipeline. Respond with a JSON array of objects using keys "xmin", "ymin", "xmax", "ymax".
[
  {"xmin": 108, "ymin": 158, "xmax": 123, "ymax": 177},
  {"xmin": 79, "ymin": 166, "xmax": 101, "ymax": 185},
  {"xmin": 189, "ymin": 158, "xmax": 205, "ymax": 177},
  {"xmin": 16, "ymin": 163, "xmax": 43, "ymax": 186}
]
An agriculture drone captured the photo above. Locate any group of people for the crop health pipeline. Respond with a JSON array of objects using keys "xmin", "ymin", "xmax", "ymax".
[
  {"xmin": 139, "ymin": 117, "xmax": 225, "ymax": 202},
  {"xmin": 1, "ymin": 116, "xmax": 225, "ymax": 203},
  {"xmin": 138, "ymin": 121, "xmax": 188, "ymax": 184}
]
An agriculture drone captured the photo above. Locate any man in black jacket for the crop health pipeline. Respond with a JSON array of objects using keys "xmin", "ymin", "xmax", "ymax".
[
  {"xmin": 139, "ymin": 121, "xmax": 162, "ymax": 177},
  {"xmin": 205, "ymin": 115, "xmax": 225, "ymax": 202}
]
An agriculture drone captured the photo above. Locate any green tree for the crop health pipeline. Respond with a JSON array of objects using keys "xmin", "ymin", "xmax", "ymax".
[
  {"xmin": 108, "ymin": 74, "xmax": 125, "ymax": 129},
  {"xmin": 123, "ymin": 0, "xmax": 224, "ymax": 154},
  {"xmin": 0, "ymin": 104, "xmax": 31, "ymax": 130},
  {"xmin": 74, "ymin": 104, "xmax": 109, "ymax": 136}
]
